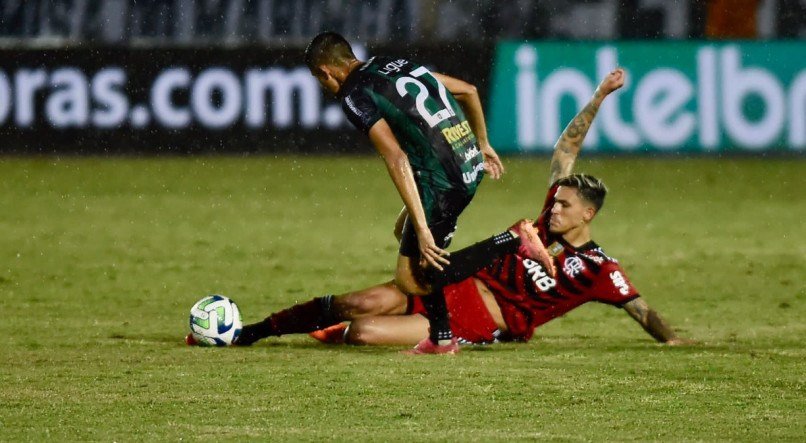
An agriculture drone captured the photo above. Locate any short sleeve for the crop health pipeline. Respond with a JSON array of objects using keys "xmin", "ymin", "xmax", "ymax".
[
  {"xmin": 341, "ymin": 89, "xmax": 382, "ymax": 134},
  {"xmin": 593, "ymin": 262, "xmax": 640, "ymax": 306}
]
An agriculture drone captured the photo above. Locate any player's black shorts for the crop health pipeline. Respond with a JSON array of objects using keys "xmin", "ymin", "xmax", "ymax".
[{"xmin": 399, "ymin": 188, "xmax": 474, "ymax": 258}]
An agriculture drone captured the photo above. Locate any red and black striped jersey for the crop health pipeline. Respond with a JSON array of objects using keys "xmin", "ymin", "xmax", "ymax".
[{"xmin": 474, "ymin": 184, "xmax": 639, "ymax": 341}]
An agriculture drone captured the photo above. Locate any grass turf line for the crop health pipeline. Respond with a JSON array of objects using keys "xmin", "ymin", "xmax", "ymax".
[{"xmin": 0, "ymin": 156, "xmax": 803, "ymax": 441}]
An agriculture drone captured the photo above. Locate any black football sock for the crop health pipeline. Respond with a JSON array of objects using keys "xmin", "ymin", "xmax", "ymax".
[
  {"xmin": 415, "ymin": 231, "xmax": 519, "ymax": 345},
  {"xmin": 427, "ymin": 231, "xmax": 518, "ymax": 288},
  {"xmin": 421, "ymin": 289, "xmax": 453, "ymax": 344},
  {"xmin": 237, "ymin": 295, "xmax": 337, "ymax": 345}
]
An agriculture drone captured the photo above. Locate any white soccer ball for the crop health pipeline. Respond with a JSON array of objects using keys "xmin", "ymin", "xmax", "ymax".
[{"xmin": 188, "ymin": 295, "xmax": 242, "ymax": 346}]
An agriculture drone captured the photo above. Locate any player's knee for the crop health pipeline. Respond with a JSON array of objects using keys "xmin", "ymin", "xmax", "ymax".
[
  {"xmin": 344, "ymin": 320, "xmax": 377, "ymax": 345},
  {"xmin": 394, "ymin": 270, "xmax": 428, "ymax": 296},
  {"xmin": 338, "ymin": 294, "xmax": 383, "ymax": 317},
  {"xmin": 335, "ymin": 284, "xmax": 397, "ymax": 317},
  {"xmin": 395, "ymin": 255, "xmax": 432, "ymax": 294},
  {"xmin": 393, "ymin": 277, "xmax": 417, "ymax": 296}
]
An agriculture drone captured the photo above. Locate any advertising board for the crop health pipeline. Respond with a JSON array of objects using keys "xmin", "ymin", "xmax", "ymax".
[
  {"xmin": 488, "ymin": 41, "xmax": 805, "ymax": 153},
  {"xmin": 0, "ymin": 44, "xmax": 491, "ymax": 153}
]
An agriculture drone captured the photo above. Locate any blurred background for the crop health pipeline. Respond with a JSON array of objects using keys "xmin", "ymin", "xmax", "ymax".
[{"xmin": 0, "ymin": 0, "xmax": 803, "ymax": 154}]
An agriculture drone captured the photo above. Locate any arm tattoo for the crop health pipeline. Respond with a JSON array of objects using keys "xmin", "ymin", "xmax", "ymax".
[
  {"xmin": 623, "ymin": 298, "xmax": 678, "ymax": 343},
  {"xmin": 548, "ymin": 92, "xmax": 602, "ymax": 184},
  {"xmin": 549, "ymin": 155, "xmax": 566, "ymax": 182}
]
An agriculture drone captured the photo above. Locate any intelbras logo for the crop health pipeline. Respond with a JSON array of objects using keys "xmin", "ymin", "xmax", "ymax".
[
  {"xmin": 0, "ymin": 65, "xmax": 354, "ymax": 131},
  {"xmin": 490, "ymin": 42, "xmax": 806, "ymax": 152}
]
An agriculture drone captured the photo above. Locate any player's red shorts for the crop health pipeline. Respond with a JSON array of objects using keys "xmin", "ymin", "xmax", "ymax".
[{"xmin": 408, "ymin": 278, "xmax": 502, "ymax": 344}]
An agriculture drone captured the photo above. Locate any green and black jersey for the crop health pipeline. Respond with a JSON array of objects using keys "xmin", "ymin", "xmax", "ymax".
[{"xmin": 339, "ymin": 56, "xmax": 485, "ymax": 197}]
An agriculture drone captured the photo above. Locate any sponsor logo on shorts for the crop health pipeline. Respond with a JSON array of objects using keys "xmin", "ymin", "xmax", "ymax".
[
  {"xmin": 442, "ymin": 120, "xmax": 473, "ymax": 144},
  {"xmin": 462, "ymin": 145, "xmax": 480, "ymax": 162},
  {"xmin": 443, "ymin": 229, "xmax": 456, "ymax": 246},
  {"xmin": 462, "ymin": 162, "xmax": 485, "ymax": 184}
]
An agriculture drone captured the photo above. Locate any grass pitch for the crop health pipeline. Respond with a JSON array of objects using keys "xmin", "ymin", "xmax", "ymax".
[{"xmin": 1, "ymin": 155, "xmax": 804, "ymax": 441}]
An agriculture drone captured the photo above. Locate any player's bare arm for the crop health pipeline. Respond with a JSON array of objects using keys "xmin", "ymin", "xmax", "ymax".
[
  {"xmin": 368, "ymin": 119, "xmax": 450, "ymax": 270},
  {"xmin": 549, "ymin": 69, "xmax": 626, "ymax": 184},
  {"xmin": 433, "ymin": 72, "xmax": 504, "ymax": 180},
  {"xmin": 622, "ymin": 297, "xmax": 689, "ymax": 344}
]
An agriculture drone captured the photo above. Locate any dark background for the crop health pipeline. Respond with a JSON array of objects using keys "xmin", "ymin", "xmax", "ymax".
[{"xmin": 0, "ymin": 0, "xmax": 801, "ymax": 154}]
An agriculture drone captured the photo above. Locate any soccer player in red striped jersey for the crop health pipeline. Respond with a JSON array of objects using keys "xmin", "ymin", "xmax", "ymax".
[{"xmin": 218, "ymin": 69, "xmax": 690, "ymax": 349}]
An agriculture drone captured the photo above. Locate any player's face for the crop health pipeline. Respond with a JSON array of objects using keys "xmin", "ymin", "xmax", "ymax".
[
  {"xmin": 549, "ymin": 186, "xmax": 593, "ymax": 234},
  {"xmin": 311, "ymin": 66, "xmax": 340, "ymax": 95}
]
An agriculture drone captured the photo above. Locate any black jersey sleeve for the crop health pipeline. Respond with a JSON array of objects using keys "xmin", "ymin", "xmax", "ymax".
[{"xmin": 341, "ymin": 88, "xmax": 382, "ymax": 134}]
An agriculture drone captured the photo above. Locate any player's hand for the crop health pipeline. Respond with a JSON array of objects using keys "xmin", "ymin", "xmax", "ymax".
[
  {"xmin": 480, "ymin": 142, "xmax": 505, "ymax": 180},
  {"xmin": 598, "ymin": 68, "xmax": 626, "ymax": 96},
  {"xmin": 416, "ymin": 227, "xmax": 450, "ymax": 271}
]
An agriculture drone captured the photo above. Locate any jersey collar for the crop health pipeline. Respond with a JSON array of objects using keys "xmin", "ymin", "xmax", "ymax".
[
  {"xmin": 554, "ymin": 235, "xmax": 598, "ymax": 253},
  {"xmin": 337, "ymin": 61, "xmax": 367, "ymax": 99}
]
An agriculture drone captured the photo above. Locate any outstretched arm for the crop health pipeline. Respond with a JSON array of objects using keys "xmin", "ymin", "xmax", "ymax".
[
  {"xmin": 433, "ymin": 72, "xmax": 504, "ymax": 180},
  {"xmin": 548, "ymin": 68, "xmax": 626, "ymax": 185},
  {"xmin": 622, "ymin": 297, "xmax": 690, "ymax": 345}
]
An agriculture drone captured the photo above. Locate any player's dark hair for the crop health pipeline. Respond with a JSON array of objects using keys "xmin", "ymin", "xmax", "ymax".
[
  {"xmin": 304, "ymin": 32, "xmax": 357, "ymax": 73},
  {"xmin": 555, "ymin": 174, "xmax": 608, "ymax": 212}
]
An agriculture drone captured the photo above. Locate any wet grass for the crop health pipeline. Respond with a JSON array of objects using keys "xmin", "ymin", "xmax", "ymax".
[{"xmin": 1, "ymin": 155, "xmax": 804, "ymax": 441}]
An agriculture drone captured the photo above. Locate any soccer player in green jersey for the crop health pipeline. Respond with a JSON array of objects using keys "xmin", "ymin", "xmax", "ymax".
[{"xmin": 296, "ymin": 32, "xmax": 529, "ymax": 353}]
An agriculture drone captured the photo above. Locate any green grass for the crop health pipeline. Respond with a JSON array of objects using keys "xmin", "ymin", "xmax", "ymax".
[{"xmin": 0, "ymin": 155, "xmax": 804, "ymax": 441}]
